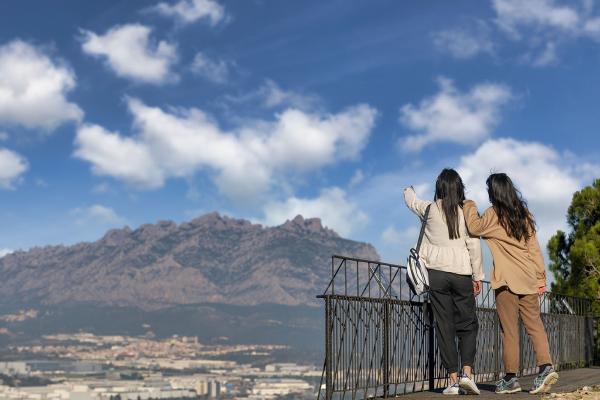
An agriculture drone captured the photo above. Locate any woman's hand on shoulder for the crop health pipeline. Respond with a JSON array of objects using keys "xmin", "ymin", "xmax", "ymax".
[{"xmin": 538, "ymin": 285, "xmax": 546, "ymax": 296}]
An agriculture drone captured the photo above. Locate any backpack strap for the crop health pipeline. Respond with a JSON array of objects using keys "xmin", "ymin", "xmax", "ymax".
[{"xmin": 415, "ymin": 204, "xmax": 431, "ymax": 253}]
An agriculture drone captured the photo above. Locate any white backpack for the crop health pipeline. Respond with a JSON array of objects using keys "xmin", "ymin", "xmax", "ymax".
[{"xmin": 407, "ymin": 204, "xmax": 431, "ymax": 296}]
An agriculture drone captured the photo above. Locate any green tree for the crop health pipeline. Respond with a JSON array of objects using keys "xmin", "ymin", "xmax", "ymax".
[{"xmin": 548, "ymin": 179, "xmax": 600, "ymax": 300}]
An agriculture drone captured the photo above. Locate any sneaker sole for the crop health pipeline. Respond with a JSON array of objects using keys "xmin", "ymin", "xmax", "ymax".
[
  {"xmin": 459, "ymin": 379, "xmax": 481, "ymax": 395},
  {"xmin": 529, "ymin": 372, "xmax": 559, "ymax": 394},
  {"xmin": 495, "ymin": 387, "xmax": 522, "ymax": 394}
]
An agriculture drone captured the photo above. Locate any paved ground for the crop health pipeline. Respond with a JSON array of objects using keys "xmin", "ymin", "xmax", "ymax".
[{"xmin": 390, "ymin": 368, "xmax": 600, "ymax": 399}]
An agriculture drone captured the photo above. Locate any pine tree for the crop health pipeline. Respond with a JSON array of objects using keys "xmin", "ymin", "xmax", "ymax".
[{"xmin": 548, "ymin": 179, "xmax": 600, "ymax": 302}]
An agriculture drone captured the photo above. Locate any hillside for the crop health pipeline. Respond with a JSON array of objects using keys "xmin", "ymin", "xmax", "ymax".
[{"xmin": 0, "ymin": 213, "xmax": 379, "ymax": 311}]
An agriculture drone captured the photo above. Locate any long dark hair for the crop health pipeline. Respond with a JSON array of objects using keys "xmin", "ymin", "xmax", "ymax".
[
  {"xmin": 486, "ymin": 173, "xmax": 536, "ymax": 241},
  {"xmin": 434, "ymin": 168, "xmax": 465, "ymax": 240}
]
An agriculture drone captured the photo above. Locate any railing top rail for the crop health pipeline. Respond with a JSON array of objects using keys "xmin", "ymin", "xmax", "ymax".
[
  {"xmin": 330, "ymin": 254, "xmax": 405, "ymax": 269},
  {"xmin": 322, "ymin": 254, "xmax": 597, "ymax": 314}
]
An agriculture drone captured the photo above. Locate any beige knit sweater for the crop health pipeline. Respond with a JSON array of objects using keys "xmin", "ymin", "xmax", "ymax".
[
  {"xmin": 463, "ymin": 200, "xmax": 546, "ymax": 294},
  {"xmin": 404, "ymin": 187, "xmax": 484, "ymax": 281}
]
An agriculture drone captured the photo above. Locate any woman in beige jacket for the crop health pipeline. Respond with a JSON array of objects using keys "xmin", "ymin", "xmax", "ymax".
[
  {"xmin": 463, "ymin": 173, "xmax": 557, "ymax": 395},
  {"xmin": 404, "ymin": 168, "xmax": 484, "ymax": 395}
]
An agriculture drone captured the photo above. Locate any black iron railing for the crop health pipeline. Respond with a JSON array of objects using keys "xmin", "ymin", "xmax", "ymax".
[{"xmin": 316, "ymin": 255, "xmax": 597, "ymax": 400}]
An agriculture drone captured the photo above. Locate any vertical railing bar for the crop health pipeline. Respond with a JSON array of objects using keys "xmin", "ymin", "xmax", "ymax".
[
  {"xmin": 344, "ymin": 260, "xmax": 348, "ymax": 297},
  {"xmin": 331, "ymin": 257, "xmax": 334, "ymax": 297},
  {"xmin": 325, "ymin": 296, "xmax": 333, "ymax": 400},
  {"xmin": 356, "ymin": 261, "xmax": 359, "ymax": 299},
  {"xmin": 427, "ymin": 301, "xmax": 435, "ymax": 391},
  {"xmin": 383, "ymin": 300, "xmax": 390, "ymax": 398}
]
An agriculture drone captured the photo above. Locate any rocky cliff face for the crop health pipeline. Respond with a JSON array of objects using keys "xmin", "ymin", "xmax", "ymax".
[{"xmin": 0, "ymin": 213, "xmax": 379, "ymax": 311}]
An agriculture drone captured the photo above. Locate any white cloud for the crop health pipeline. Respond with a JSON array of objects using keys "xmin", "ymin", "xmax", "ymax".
[
  {"xmin": 150, "ymin": 0, "xmax": 226, "ymax": 26},
  {"xmin": 258, "ymin": 80, "xmax": 318, "ymax": 109},
  {"xmin": 74, "ymin": 123, "xmax": 162, "ymax": 188},
  {"xmin": 491, "ymin": 0, "xmax": 600, "ymax": 66},
  {"xmin": 0, "ymin": 249, "xmax": 13, "ymax": 258},
  {"xmin": 224, "ymin": 80, "xmax": 319, "ymax": 111},
  {"xmin": 457, "ymin": 137, "xmax": 595, "ymax": 248},
  {"xmin": 0, "ymin": 40, "xmax": 82, "ymax": 130},
  {"xmin": 261, "ymin": 187, "xmax": 368, "ymax": 237},
  {"xmin": 81, "ymin": 24, "xmax": 177, "ymax": 84},
  {"xmin": 190, "ymin": 52, "xmax": 231, "ymax": 83},
  {"xmin": 583, "ymin": 16, "xmax": 600, "ymax": 38},
  {"xmin": 74, "ymin": 98, "xmax": 377, "ymax": 200},
  {"xmin": 433, "ymin": 22, "xmax": 494, "ymax": 59},
  {"xmin": 0, "ymin": 147, "xmax": 28, "ymax": 189},
  {"xmin": 399, "ymin": 77, "xmax": 512, "ymax": 151},
  {"xmin": 72, "ymin": 204, "xmax": 124, "ymax": 226},
  {"xmin": 530, "ymin": 41, "xmax": 559, "ymax": 66},
  {"xmin": 413, "ymin": 182, "xmax": 432, "ymax": 198},
  {"xmin": 573, "ymin": 161, "xmax": 600, "ymax": 179},
  {"xmin": 349, "ymin": 169, "xmax": 365, "ymax": 188},
  {"xmin": 493, "ymin": 0, "xmax": 580, "ymax": 35}
]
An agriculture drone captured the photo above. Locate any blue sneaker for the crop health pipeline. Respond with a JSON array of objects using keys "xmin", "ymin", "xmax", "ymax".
[
  {"xmin": 495, "ymin": 377, "xmax": 521, "ymax": 394},
  {"xmin": 529, "ymin": 366, "xmax": 559, "ymax": 394}
]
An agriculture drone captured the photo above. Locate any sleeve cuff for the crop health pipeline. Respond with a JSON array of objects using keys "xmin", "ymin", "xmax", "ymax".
[{"xmin": 537, "ymin": 278, "xmax": 546, "ymax": 287}]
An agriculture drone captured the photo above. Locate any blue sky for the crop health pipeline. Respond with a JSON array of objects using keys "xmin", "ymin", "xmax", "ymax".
[{"xmin": 1, "ymin": 0, "xmax": 599, "ymax": 270}]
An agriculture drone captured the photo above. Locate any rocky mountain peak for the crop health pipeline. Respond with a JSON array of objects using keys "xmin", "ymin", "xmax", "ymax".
[
  {"xmin": 187, "ymin": 211, "xmax": 254, "ymax": 230},
  {"xmin": 100, "ymin": 226, "xmax": 133, "ymax": 246},
  {"xmin": 280, "ymin": 215, "xmax": 339, "ymax": 237}
]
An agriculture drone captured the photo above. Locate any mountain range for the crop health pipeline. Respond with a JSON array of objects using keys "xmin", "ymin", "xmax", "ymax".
[{"xmin": 0, "ymin": 213, "xmax": 379, "ymax": 351}]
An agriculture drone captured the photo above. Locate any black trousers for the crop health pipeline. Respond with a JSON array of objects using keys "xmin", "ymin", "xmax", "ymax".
[{"xmin": 428, "ymin": 269, "xmax": 478, "ymax": 374}]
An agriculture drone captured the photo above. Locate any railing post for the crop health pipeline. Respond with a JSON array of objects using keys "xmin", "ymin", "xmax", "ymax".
[
  {"xmin": 383, "ymin": 301, "xmax": 390, "ymax": 398},
  {"xmin": 577, "ymin": 315, "xmax": 582, "ymax": 367},
  {"xmin": 325, "ymin": 296, "xmax": 333, "ymax": 400},
  {"xmin": 428, "ymin": 301, "xmax": 435, "ymax": 391}
]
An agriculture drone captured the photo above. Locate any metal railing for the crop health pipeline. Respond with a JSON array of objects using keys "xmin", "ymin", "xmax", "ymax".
[{"xmin": 316, "ymin": 255, "xmax": 597, "ymax": 400}]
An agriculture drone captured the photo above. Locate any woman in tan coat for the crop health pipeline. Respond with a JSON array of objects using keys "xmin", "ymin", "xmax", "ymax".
[{"xmin": 463, "ymin": 173, "xmax": 558, "ymax": 394}]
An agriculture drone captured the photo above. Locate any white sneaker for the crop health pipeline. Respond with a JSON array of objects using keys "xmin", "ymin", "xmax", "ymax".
[
  {"xmin": 459, "ymin": 374, "xmax": 480, "ymax": 395},
  {"xmin": 443, "ymin": 383, "xmax": 461, "ymax": 395}
]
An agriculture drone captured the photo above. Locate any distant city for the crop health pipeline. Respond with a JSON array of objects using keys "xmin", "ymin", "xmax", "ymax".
[{"xmin": 0, "ymin": 331, "xmax": 321, "ymax": 399}]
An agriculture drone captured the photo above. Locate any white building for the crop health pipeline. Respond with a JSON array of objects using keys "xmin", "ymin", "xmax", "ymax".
[
  {"xmin": 208, "ymin": 380, "xmax": 220, "ymax": 398},
  {"xmin": 0, "ymin": 382, "xmax": 197, "ymax": 400},
  {"xmin": 0, "ymin": 361, "xmax": 30, "ymax": 375},
  {"xmin": 251, "ymin": 378, "xmax": 312, "ymax": 398}
]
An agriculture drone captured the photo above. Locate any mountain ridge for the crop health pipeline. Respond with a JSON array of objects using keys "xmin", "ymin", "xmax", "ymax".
[{"xmin": 0, "ymin": 212, "xmax": 379, "ymax": 311}]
